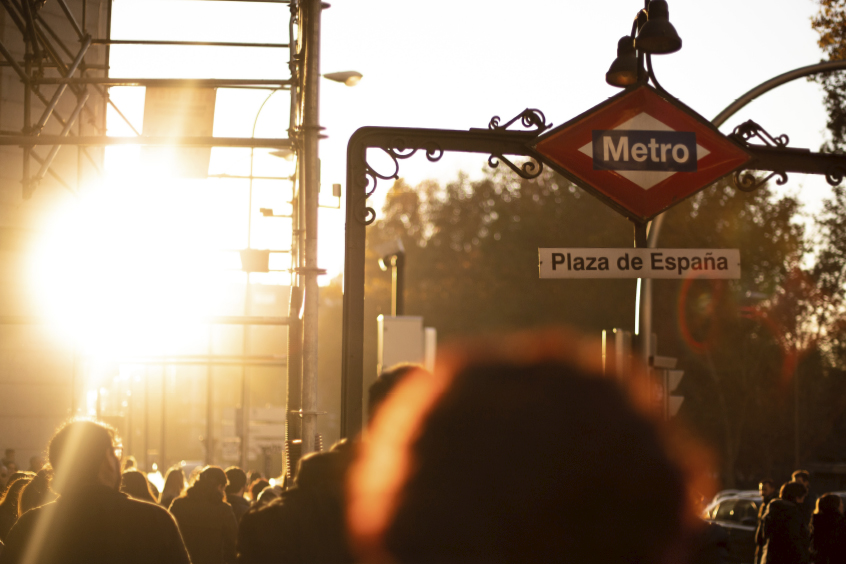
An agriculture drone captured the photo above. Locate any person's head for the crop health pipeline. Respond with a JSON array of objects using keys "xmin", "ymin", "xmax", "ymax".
[
  {"xmin": 19, "ymin": 469, "xmax": 56, "ymax": 515},
  {"xmin": 250, "ymin": 479, "xmax": 270, "ymax": 501},
  {"xmin": 28, "ymin": 456, "xmax": 44, "ymax": 473},
  {"xmin": 368, "ymin": 363, "xmax": 427, "ymax": 423},
  {"xmin": 348, "ymin": 329, "xmax": 698, "ymax": 564},
  {"xmin": 187, "ymin": 466, "xmax": 227, "ymax": 502},
  {"xmin": 162, "ymin": 466, "xmax": 186, "ymax": 496},
  {"xmin": 4, "ymin": 448, "xmax": 14, "ymax": 461},
  {"xmin": 123, "ymin": 456, "xmax": 137, "ymax": 472},
  {"xmin": 780, "ymin": 481, "xmax": 808, "ymax": 504},
  {"xmin": 816, "ymin": 493, "xmax": 843, "ymax": 515},
  {"xmin": 224, "ymin": 467, "xmax": 247, "ymax": 495},
  {"xmin": 792, "ymin": 470, "xmax": 811, "ymax": 487},
  {"xmin": 120, "ymin": 469, "xmax": 156, "ymax": 503},
  {"xmin": 759, "ymin": 479, "xmax": 776, "ymax": 499},
  {"xmin": 48, "ymin": 419, "xmax": 121, "ymax": 494}
]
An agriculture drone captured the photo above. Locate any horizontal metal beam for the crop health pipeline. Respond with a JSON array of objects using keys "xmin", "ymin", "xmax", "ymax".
[
  {"xmin": 91, "ymin": 39, "xmax": 289, "ymax": 48},
  {"xmin": 33, "ymin": 77, "xmax": 292, "ymax": 87},
  {"xmin": 0, "ymin": 315, "xmax": 291, "ymax": 326},
  {"xmin": 744, "ymin": 145, "xmax": 846, "ymax": 176},
  {"xmin": 0, "ymin": 136, "xmax": 294, "ymax": 148},
  {"xmin": 120, "ymin": 356, "xmax": 287, "ymax": 367}
]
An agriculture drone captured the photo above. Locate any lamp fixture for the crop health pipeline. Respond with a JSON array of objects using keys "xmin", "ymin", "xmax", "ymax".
[
  {"xmin": 635, "ymin": 0, "xmax": 682, "ymax": 55},
  {"xmin": 606, "ymin": 36, "xmax": 639, "ymax": 87}
]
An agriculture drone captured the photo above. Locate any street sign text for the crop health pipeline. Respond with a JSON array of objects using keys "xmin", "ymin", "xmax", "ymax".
[{"xmin": 539, "ymin": 248, "xmax": 740, "ymax": 279}]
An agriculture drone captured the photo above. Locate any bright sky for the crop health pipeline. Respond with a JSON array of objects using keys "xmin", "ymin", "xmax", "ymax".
[
  {"xmin": 30, "ymin": 0, "xmax": 834, "ymax": 354},
  {"xmin": 112, "ymin": 0, "xmax": 830, "ymax": 280}
]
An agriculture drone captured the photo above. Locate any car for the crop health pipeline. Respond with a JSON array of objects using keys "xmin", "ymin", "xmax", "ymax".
[{"xmin": 704, "ymin": 494, "xmax": 763, "ymax": 564}]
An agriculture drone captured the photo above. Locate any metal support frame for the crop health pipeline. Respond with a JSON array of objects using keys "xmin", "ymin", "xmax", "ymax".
[
  {"xmin": 0, "ymin": 0, "xmax": 299, "ymax": 201},
  {"xmin": 342, "ymin": 112, "xmax": 549, "ymax": 437},
  {"xmin": 341, "ymin": 88, "xmax": 846, "ymax": 437}
]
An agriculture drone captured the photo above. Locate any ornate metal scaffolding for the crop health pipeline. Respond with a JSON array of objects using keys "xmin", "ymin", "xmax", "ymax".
[{"xmin": 0, "ymin": 0, "xmax": 310, "ymax": 476}]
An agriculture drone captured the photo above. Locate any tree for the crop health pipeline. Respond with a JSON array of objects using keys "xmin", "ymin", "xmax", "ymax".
[
  {"xmin": 357, "ymin": 165, "xmax": 846, "ymax": 487},
  {"xmin": 812, "ymin": 0, "xmax": 846, "ymax": 151},
  {"xmin": 368, "ymin": 168, "xmax": 638, "ymax": 339}
]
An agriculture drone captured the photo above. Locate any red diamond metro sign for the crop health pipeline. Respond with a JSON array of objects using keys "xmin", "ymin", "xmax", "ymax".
[{"xmin": 533, "ymin": 85, "xmax": 751, "ymax": 222}]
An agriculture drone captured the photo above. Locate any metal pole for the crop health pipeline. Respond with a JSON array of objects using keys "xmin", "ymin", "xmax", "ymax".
[
  {"xmin": 161, "ymin": 367, "xmax": 167, "ymax": 470},
  {"xmin": 794, "ymin": 362, "xmax": 800, "ymax": 468},
  {"xmin": 144, "ymin": 366, "xmax": 150, "ymax": 472},
  {"xmin": 393, "ymin": 253, "xmax": 405, "ymax": 316},
  {"xmin": 240, "ymin": 279, "xmax": 252, "ymax": 470},
  {"xmin": 206, "ymin": 325, "xmax": 214, "ymax": 465},
  {"xmin": 300, "ymin": 0, "xmax": 322, "ymax": 456}
]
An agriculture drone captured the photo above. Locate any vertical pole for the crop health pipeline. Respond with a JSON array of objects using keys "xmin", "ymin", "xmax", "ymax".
[
  {"xmin": 300, "ymin": 0, "xmax": 322, "ymax": 456},
  {"xmin": 206, "ymin": 325, "xmax": 214, "ymax": 465},
  {"xmin": 22, "ymin": 8, "xmax": 31, "ymax": 200},
  {"xmin": 161, "ymin": 367, "xmax": 167, "ymax": 470},
  {"xmin": 144, "ymin": 366, "xmax": 150, "ymax": 472},
  {"xmin": 794, "ymin": 362, "xmax": 800, "ymax": 468},
  {"xmin": 632, "ymin": 220, "xmax": 649, "ymax": 396},
  {"xmin": 285, "ymin": 285, "xmax": 303, "ymax": 479},
  {"xmin": 341, "ymin": 133, "xmax": 367, "ymax": 440},
  {"xmin": 240, "ymin": 280, "xmax": 251, "ymax": 470},
  {"xmin": 394, "ymin": 253, "xmax": 405, "ymax": 316}
]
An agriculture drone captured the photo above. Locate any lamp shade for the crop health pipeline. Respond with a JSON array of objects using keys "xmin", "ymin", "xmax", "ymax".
[
  {"xmin": 606, "ymin": 36, "xmax": 639, "ymax": 87},
  {"xmin": 636, "ymin": 0, "xmax": 682, "ymax": 54}
]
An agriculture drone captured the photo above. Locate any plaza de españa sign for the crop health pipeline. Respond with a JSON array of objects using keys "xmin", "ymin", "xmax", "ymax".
[{"xmin": 533, "ymin": 84, "xmax": 751, "ymax": 222}]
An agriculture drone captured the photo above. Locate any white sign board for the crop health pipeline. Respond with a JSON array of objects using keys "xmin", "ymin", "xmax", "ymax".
[{"xmin": 539, "ymin": 248, "xmax": 740, "ymax": 279}]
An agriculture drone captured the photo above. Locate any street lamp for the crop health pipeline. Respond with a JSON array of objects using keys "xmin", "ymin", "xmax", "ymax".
[
  {"xmin": 606, "ymin": 0, "xmax": 682, "ymax": 88},
  {"xmin": 323, "ymin": 71, "xmax": 363, "ymax": 87},
  {"xmin": 375, "ymin": 239, "xmax": 406, "ymax": 317}
]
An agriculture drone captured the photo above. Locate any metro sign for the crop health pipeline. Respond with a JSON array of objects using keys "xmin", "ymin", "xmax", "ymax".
[{"xmin": 533, "ymin": 85, "xmax": 751, "ymax": 222}]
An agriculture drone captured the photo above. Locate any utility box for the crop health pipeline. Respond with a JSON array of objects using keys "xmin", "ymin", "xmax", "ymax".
[{"xmin": 377, "ymin": 315, "xmax": 437, "ymax": 374}]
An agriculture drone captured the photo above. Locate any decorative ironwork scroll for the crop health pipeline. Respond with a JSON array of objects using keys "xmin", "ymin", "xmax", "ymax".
[
  {"xmin": 354, "ymin": 138, "xmax": 445, "ymax": 225},
  {"xmin": 729, "ymin": 120, "xmax": 791, "ymax": 191},
  {"xmin": 729, "ymin": 120, "xmax": 789, "ymax": 148},
  {"xmin": 488, "ymin": 108, "xmax": 550, "ymax": 134}
]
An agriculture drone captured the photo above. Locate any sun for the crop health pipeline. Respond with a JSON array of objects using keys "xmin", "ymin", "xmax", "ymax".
[{"xmin": 26, "ymin": 173, "xmax": 238, "ymax": 358}]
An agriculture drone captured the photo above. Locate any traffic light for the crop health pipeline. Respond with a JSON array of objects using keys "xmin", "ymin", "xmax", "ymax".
[
  {"xmin": 652, "ymin": 355, "xmax": 684, "ymax": 419},
  {"xmin": 666, "ymin": 369, "xmax": 684, "ymax": 417}
]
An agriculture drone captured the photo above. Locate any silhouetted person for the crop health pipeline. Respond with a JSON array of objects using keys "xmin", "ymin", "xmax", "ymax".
[
  {"xmin": 121, "ymin": 469, "xmax": 157, "ymax": 503},
  {"xmin": 0, "ymin": 476, "xmax": 31, "ymax": 542},
  {"xmin": 756, "ymin": 479, "xmax": 778, "ymax": 564},
  {"xmin": 160, "ymin": 466, "xmax": 186, "ymax": 509},
  {"xmin": 237, "ymin": 364, "xmax": 420, "ymax": 564},
  {"xmin": 0, "ymin": 419, "xmax": 190, "ymax": 564},
  {"xmin": 169, "ymin": 465, "xmax": 238, "ymax": 564},
  {"xmin": 0, "ymin": 451, "xmax": 14, "ymax": 473},
  {"xmin": 248, "ymin": 479, "xmax": 269, "ymax": 504},
  {"xmin": 794, "ymin": 470, "xmax": 816, "ymax": 527},
  {"xmin": 810, "ymin": 493, "xmax": 846, "ymax": 564},
  {"xmin": 225, "ymin": 467, "xmax": 250, "ymax": 523},
  {"xmin": 17, "ymin": 468, "xmax": 57, "ymax": 515},
  {"xmin": 347, "ymin": 330, "xmax": 695, "ymax": 564},
  {"xmin": 758, "ymin": 481, "xmax": 810, "ymax": 564},
  {"xmin": 238, "ymin": 442, "xmax": 353, "ymax": 564},
  {"xmin": 27, "ymin": 456, "xmax": 44, "ymax": 473}
]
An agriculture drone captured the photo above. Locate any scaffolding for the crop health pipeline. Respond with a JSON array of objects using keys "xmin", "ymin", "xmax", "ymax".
[{"xmin": 0, "ymin": 0, "xmax": 312, "ymax": 478}]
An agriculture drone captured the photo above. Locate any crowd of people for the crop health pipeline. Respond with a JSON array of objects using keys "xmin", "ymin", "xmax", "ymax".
[
  {"xmin": 754, "ymin": 471, "xmax": 846, "ymax": 564},
  {"xmin": 0, "ymin": 329, "xmax": 834, "ymax": 563}
]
